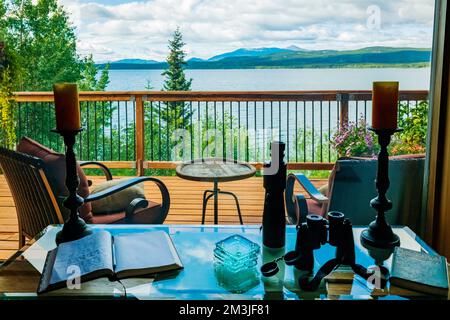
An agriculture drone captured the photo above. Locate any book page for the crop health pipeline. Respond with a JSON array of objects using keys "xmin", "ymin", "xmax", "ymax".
[
  {"xmin": 113, "ymin": 231, "xmax": 181, "ymax": 276},
  {"xmin": 49, "ymin": 230, "xmax": 114, "ymax": 286}
]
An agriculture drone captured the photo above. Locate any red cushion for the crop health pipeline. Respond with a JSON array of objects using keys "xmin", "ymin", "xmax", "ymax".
[
  {"xmin": 17, "ymin": 137, "xmax": 93, "ymax": 223},
  {"xmin": 306, "ymin": 199, "xmax": 325, "ymax": 216}
]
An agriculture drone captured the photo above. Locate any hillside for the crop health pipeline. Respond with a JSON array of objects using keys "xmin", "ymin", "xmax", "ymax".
[{"xmin": 98, "ymin": 46, "xmax": 431, "ymax": 70}]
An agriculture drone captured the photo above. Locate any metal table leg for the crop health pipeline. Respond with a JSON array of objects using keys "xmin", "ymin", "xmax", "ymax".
[
  {"xmin": 202, "ymin": 190, "xmax": 213, "ymax": 224},
  {"xmin": 213, "ymin": 180, "xmax": 219, "ymax": 225},
  {"xmin": 201, "ymin": 180, "xmax": 244, "ymax": 225},
  {"xmin": 220, "ymin": 190, "xmax": 244, "ymax": 225}
]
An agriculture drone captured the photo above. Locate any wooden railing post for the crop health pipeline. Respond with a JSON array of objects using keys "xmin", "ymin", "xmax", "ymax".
[
  {"xmin": 337, "ymin": 93, "xmax": 349, "ymax": 127},
  {"xmin": 135, "ymin": 95, "xmax": 145, "ymax": 176}
]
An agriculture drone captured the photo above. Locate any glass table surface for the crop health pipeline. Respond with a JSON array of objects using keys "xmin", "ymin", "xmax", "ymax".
[{"xmin": 0, "ymin": 224, "xmax": 442, "ymax": 300}]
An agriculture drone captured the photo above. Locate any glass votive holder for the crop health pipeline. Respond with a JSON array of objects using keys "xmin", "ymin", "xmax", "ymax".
[{"xmin": 213, "ymin": 234, "xmax": 261, "ymax": 293}]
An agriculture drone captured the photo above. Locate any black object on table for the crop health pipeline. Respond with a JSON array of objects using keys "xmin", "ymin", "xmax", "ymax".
[
  {"xmin": 261, "ymin": 212, "xmax": 378, "ymax": 292},
  {"xmin": 52, "ymin": 128, "xmax": 92, "ymax": 244},
  {"xmin": 176, "ymin": 158, "xmax": 256, "ymax": 225},
  {"xmin": 361, "ymin": 128, "xmax": 403, "ymax": 249},
  {"xmin": 262, "ymin": 141, "xmax": 287, "ymax": 249}
]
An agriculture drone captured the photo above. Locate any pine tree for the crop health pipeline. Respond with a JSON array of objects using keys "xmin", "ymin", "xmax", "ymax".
[
  {"xmin": 162, "ymin": 27, "xmax": 192, "ymax": 92},
  {"xmin": 158, "ymin": 27, "xmax": 193, "ymax": 160},
  {"xmin": 78, "ymin": 55, "xmax": 110, "ymax": 91}
]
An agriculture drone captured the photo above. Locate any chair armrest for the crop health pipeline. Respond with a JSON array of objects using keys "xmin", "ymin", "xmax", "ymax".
[
  {"xmin": 292, "ymin": 173, "xmax": 328, "ymax": 204},
  {"xmin": 79, "ymin": 161, "xmax": 113, "ymax": 181},
  {"xmin": 286, "ymin": 174, "xmax": 313, "ymax": 225},
  {"xmin": 85, "ymin": 176, "xmax": 170, "ymax": 222},
  {"xmin": 285, "ymin": 192, "xmax": 308, "ymax": 225},
  {"xmin": 125, "ymin": 198, "xmax": 149, "ymax": 220}
]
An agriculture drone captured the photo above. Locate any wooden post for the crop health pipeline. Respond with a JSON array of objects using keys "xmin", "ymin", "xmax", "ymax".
[
  {"xmin": 425, "ymin": 0, "xmax": 450, "ymax": 256},
  {"xmin": 338, "ymin": 93, "xmax": 349, "ymax": 127},
  {"xmin": 135, "ymin": 95, "xmax": 145, "ymax": 176}
]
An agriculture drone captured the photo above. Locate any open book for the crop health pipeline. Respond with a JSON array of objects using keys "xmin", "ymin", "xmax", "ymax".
[{"xmin": 38, "ymin": 230, "xmax": 183, "ymax": 294}]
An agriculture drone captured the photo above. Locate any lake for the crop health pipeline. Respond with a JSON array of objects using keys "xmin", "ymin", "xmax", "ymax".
[
  {"xmin": 106, "ymin": 68, "xmax": 431, "ymax": 91},
  {"xmin": 102, "ymin": 68, "xmax": 430, "ymax": 162}
]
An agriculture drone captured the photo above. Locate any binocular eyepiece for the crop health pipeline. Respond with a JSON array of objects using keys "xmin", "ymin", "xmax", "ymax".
[
  {"xmin": 328, "ymin": 211, "xmax": 346, "ymax": 246},
  {"xmin": 302, "ymin": 211, "xmax": 345, "ymax": 249}
]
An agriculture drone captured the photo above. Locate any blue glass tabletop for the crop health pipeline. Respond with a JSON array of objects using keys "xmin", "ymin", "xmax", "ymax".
[{"xmin": 0, "ymin": 224, "xmax": 438, "ymax": 300}]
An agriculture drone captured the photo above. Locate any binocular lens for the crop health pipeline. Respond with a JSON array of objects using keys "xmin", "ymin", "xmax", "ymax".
[
  {"xmin": 261, "ymin": 262, "xmax": 279, "ymax": 277},
  {"xmin": 328, "ymin": 211, "xmax": 345, "ymax": 222},
  {"xmin": 260, "ymin": 251, "xmax": 301, "ymax": 277},
  {"xmin": 284, "ymin": 251, "xmax": 300, "ymax": 266},
  {"xmin": 306, "ymin": 214, "xmax": 323, "ymax": 227}
]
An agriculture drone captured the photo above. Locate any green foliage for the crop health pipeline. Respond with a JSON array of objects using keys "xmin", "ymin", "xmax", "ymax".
[
  {"xmin": 3, "ymin": 0, "xmax": 81, "ymax": 90},
  {"xmin": 0, "ymin": 68, "xmax": 16, "ymax": 149},
  {"xmin": 398, "ymin": 100, "xmax": 428, "ymax": 146},
  {"xmin": 390, "ymin": 101, "xmax": 428, "ymax": 155},
  {"xmin": 194, "ymin": 112, "xmax": 245, "ymax": 160},
  {"xmin": 0, "ymin": 36, "xmax": 17, "ymax": 149},
  {"xmin": 1, "ymin": 0, "xmax": 110, "ymax": 159},
  {"xmin": 78, "ymin": 55, "xmax": 110, "ymax": 91},
  {"xmin": 77, "ymin": 55, "xmax": 113, "ymax": 161},
  {"xmin": 296, "ymin": 129, "xmax": 337, "ymax": 163}
]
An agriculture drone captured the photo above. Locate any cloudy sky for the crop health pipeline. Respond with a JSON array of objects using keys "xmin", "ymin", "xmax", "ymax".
[{"xmin": 58, "ymin": 0, "xmax": 436, "ymax": 62}]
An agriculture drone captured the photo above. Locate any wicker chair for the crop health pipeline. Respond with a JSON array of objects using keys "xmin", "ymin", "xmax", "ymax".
[{"xmin": 0, "ymin": 146, "xmax": 170, "ymax": 248}]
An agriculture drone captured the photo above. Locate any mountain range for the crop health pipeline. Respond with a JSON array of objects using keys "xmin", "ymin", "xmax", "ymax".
[{"xmin": 99, "ymin": 46, "xmax": 431, "ymax": 70}]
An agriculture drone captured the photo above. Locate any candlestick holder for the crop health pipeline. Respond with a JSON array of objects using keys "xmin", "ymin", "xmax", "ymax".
[
  {"xmin": 52, "ymin": 128, "xmax": 92, "ymax": 245},
  {"xmin": 360, "ymin": 127, "xmax": 402, "ymax": 249}
]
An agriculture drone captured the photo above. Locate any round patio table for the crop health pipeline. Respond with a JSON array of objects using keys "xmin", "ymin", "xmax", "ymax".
[{"xmin": 176, "ymin": 158, "xmax": 256, "ymax": 225}]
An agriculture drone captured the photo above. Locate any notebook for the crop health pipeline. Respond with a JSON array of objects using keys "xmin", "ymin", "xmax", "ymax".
[
  {"xmin": 38, "ymin": 230, "xmax": 183, "ymax": 294},
  {"xmin": 390, "ymin": 247, "xmax": 449, "ymax": 297}
]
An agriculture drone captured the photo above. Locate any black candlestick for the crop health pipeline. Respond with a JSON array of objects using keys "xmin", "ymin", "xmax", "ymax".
[
  {"xmin": 361, "ymin": 128, "xmax": 402, "ymax": 249},
  {"xmin": 52, "ymin": 129, "xmax": 92, "ymax": 245}
]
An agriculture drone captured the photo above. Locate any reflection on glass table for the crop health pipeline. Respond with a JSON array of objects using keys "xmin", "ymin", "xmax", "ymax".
[{"xmin": 0, "ymin": 224, "xmax": 442, "ymax": 300}]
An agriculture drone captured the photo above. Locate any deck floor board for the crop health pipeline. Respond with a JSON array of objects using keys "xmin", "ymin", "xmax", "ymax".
[{"xmin": 0, "ymin": 174, "xmax": 327, "ymax": 261}]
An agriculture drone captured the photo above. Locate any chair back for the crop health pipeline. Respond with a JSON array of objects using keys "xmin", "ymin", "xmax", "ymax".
[
  {"xmin": 0, "ymin": 147, "xmax": 64, "ymax": 246},
  {"xmin": 327, "ymin": 155, "xmax": 425, "ymax": 233}
]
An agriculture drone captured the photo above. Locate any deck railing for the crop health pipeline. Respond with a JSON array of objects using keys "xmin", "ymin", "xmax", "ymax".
[{"xmin": 12, "ymin": 90, "xmax": 429, "ymax": 175}]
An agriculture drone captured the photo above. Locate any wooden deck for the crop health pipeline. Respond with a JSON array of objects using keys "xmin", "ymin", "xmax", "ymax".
[{"xmin": 0, "ymin": 174, "xmax": 327, "ymax": 261}]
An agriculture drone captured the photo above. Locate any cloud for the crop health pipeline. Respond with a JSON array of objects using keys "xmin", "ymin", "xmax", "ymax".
[{"xmin": 58, "ymin": 0, "xmax": 435, "ymax": 62}]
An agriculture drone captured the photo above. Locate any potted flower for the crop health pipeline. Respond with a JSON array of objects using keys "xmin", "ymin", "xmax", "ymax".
[{"xmin": 331, "ymin": 116, "xmax": 379, "ymax": 158}]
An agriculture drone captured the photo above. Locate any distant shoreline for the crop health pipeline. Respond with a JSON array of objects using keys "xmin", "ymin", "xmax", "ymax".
[
  {"xmin": 102, "ymin": 63, "xmax": 430, "ymax": 71},
  {"xmin": 98, "ymin": 46, "xmax": 431, "ymax": 70}
]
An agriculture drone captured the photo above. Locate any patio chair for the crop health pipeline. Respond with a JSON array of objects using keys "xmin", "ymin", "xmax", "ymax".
[
  {"xmin": 285, "ymin": 154, "xmax": 426, "ymax": 233},
  {"xmin": 0, "ymin": 140, "xmax": 170, "ymax": 248}
]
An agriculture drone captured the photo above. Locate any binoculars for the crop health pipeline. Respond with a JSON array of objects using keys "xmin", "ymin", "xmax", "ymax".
[
  {"xmin": 294, "ymin": 211, "xmax": 356, "ymax": 273},
  {"xmin": 261, "ymin": 211, "xmax": 357, "ymax": 277}
]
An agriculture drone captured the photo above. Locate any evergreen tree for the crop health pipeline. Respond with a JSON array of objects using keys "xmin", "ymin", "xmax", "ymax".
[
  {"xmin": 162, "ymin": 27, "xmax": 192, "ymax": 92},
  {"xmin": 78, "ymin": 55, "xmax": 110, "ymax": 91},
  {"xmin": 158, "ymin": 27, "xmax": 192, "ymax": 160}
]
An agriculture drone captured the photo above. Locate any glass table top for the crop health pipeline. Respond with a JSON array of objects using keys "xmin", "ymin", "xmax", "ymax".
[{"xmin": 0, "ymin": 224, "xmax": 441, "ymax": 300}]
